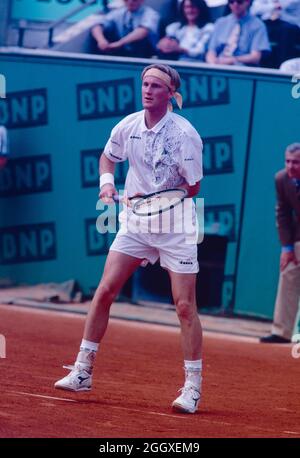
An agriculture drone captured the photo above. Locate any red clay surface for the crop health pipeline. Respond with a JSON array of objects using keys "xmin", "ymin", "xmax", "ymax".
[{"xmin": 0, "ymin": 304, "xmax": 299, "ymax": 438}]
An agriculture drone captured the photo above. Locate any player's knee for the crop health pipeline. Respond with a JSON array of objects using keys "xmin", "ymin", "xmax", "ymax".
[
  {"xmin": 175, "ymin": 300, "xmax": 195, "ymax": 323},
  {"xmin": 96, "ymin": 283, "xmax": 118, "ymax": 306}
]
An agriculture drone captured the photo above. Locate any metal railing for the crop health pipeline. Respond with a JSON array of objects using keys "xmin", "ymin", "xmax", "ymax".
[{"xmin": 16, "ymin": 0, "xmax": 109, "ymax": 48}]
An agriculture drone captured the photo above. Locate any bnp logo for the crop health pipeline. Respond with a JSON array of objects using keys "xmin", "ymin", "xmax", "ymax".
[{"xmin": 0, "ymin": 74, "xmax": 6, "ymax": 99}]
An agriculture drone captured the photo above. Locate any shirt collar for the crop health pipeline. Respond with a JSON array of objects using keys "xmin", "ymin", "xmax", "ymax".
[
  {"xmin": 140, "ymin": 110, "xmax": 170, "ymax": 134},
  {"xmin": 124, "ymin": 5, "xmax": 144, "ymax": 17},
  {"xmin": 231, "ymin": 12, "xmax": 251, "ymax": 24}
]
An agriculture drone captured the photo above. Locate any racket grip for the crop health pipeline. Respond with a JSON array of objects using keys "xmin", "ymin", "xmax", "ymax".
[{"xmin": 112, "ymin": 194, "xmax": 122, "ymax": 202}]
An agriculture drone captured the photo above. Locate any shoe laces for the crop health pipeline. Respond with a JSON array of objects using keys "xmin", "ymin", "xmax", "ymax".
[{"xmin": 178, "ymin": 382, "xmax": 200, "ymax": 399}]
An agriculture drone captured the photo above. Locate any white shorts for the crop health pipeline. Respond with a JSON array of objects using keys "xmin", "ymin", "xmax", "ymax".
[{"xmin": 110, "ymin": 230, "xmax": 199, "ymax": 274}]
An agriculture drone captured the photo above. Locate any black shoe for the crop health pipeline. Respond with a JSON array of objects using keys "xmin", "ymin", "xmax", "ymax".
[{"xmin": 260, "ymin": 334, "xmax": 290, "ymax": 344}]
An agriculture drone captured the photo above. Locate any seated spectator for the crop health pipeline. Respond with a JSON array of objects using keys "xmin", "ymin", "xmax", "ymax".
[
  {"xmin": 251, "ymin": 0, "xmax": 300, "ymax": 67},
  {"xmin": 157, "ymin": 0, "xmax": 214, "ymax": 61},
  {"xmin": 0, "ymin": 125, "xmax": 9, "ymax": 170},
  {"xmin": 206, "ymin": 0, "xmax": 270, "ymax": 66},
  {"xmin": 91, "ymin": 0, "xmax": 160, "ymax": 58}
]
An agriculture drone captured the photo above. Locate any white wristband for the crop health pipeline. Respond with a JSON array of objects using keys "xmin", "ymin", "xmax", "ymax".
[{"xmin": 99, "ymin": 173, "xmax": 115, "ymax": 189}]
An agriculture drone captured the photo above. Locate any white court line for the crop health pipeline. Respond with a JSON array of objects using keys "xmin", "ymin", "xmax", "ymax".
[
  {"xmin": 109, "ymin": 408, "xmax": 300, "ymax": 436},
  {"xmin": 7, "ymin": 391, "xmax": 78, "ymax": 403},
  {"xmin": 6, "ymin": 391, "xmax": 299, "ymax": 435},
  {"xmin": 7, "ymin": 390, "xmax": 185, "ymax": 420},
  {"xmin": 109, "ymin": 405, "xmax": 187, "ymax": 420}
]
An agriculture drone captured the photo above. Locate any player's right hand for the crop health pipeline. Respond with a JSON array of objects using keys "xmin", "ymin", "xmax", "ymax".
[{"xmin": 99, "ymin": 184, "xmax": 117, "ymax": 204}]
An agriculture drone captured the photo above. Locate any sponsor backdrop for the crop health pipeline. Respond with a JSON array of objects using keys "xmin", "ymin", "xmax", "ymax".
[{"xmin": 0, "ymin": 52, "xmax": 299, "ymax": 317}]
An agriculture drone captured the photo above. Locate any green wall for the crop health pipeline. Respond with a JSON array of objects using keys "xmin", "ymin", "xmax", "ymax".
[{"xmin": 0, "ymin": 51, "xmax": 299, "ymax": 317}]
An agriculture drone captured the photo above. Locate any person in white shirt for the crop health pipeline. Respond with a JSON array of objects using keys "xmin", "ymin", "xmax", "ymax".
[
  {"xmin": 55, "ymin": 63, "xmax": 204, "ymax": 414},
  {"xmin": 157, "ymin": 0, "xmax": 214, "ymax": 61}
]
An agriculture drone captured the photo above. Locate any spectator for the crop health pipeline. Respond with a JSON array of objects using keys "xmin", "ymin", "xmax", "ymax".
[
  {"xmin": 251, "ymin": 0, "xmax": 300, "ymax": 67},
  {"xmin": 0, "ymin": 125, "xmax": 8, "ymax": 169},
  {"xmin": 91, "ymin": 0, "xmax": 160, "ymax": 58},
  {"xmin": 206, "ymin": 0, "xmax": 270, "ymax": 66},
  {"xmin": 261, "ymin": 143, "xmax": 300, "ymax": 344},
  {"xmin": 157, "ymin": 0, "xmax": 214, "ymax": 61}
]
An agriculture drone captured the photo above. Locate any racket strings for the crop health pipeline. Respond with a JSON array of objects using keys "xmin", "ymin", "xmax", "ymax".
[{"xmin": 133, "ymin": 189, "xmax": 187, "ymax": 216}]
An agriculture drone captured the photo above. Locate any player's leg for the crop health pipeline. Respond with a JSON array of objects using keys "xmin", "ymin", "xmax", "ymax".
[
  {"xmin": 83, "ymin": 250, "xmax": 142, "ymax": 343},
  {"xmin": 169, "ymin": 272, "xmax": 202, "ymax": 360},
  {"xmin": 168, "ymin": 271, "xmax": 203, "ymax": 414},
  {"xmin": 54, "ymin": 250, "xmax": 142, "ymax": 392}
]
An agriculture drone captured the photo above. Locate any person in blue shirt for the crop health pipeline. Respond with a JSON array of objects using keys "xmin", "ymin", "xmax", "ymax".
[
  {"xmin": 91, "ymin": 0, "xmax": 160, "ymax": 57},
  {"xmin": 206, "ymin": 0, "xmax": 270, "ymax": 66}
]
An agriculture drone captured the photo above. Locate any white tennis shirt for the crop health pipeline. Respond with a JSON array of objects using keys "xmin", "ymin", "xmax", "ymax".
[{"xmin": 103, "ymin": 109, "xmax": 203, "ymax": 197}]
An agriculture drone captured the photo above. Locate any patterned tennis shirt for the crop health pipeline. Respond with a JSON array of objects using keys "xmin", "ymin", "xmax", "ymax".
[{"xmin": 103, "ymin": 109, "xmax": 203, "ymax": 198}]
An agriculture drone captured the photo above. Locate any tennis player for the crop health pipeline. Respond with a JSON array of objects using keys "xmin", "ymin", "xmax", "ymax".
[{"xmin": 55, "ymin": 64, "xmax": 204, "ymax": 414}]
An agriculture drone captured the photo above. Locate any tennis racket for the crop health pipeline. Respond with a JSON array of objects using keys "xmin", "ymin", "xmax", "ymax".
[{"xmin": 113, "ymin": 188, "xmax": 188, "ymax": 216}]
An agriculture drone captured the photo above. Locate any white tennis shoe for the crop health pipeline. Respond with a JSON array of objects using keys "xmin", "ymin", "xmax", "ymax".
[
  {"xmin": 54, "ymin": 363, "xmax": 92, "ymax": 392},
  {"xmin": 172, "ymin": 382, "xmax": 201, "ymax": 414}
]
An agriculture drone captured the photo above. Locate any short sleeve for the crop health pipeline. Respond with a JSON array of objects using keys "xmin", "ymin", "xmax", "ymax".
[
  {"xmin": 207, "ymin": 18, "xmax": 223, "ymax": 52},
  {"xmin": 165, "ymin": 22, "xmax": 181, "ymax": 38},
  {"xmin": 250, "ymin": 21, "xmax": 271, "ymax": 52},
  {"xmin": 97, "ymin": 9, "xmax": 116, "ymax": 29},
  {"xmin": 139, "ymin": 8, "xmax": 160, "ymax": 35},
  {"xmin": 103, "ymin": 122, "xmax": 128, "ymax": 163},
  {"xmin": 179, "ymin": 130, "xmax": 203, "ymax": 185}
]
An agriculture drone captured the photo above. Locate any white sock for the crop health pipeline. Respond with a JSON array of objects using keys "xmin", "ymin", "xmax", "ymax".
[
  {"xmin": 76, "ymin": 339, "xmax": 99, "ymax": 372},
  {"xmin": 184, "ymin": 359, "xmax": 202, "ymax": 389},
  {"xmin": 80, "ymin": 339, "xmax": 99, "ymax": 353}
]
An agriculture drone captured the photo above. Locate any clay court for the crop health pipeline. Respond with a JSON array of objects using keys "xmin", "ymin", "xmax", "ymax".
[{"xmin": 0, "ymin": 304, "xmax": 299, "ymax": 438}]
